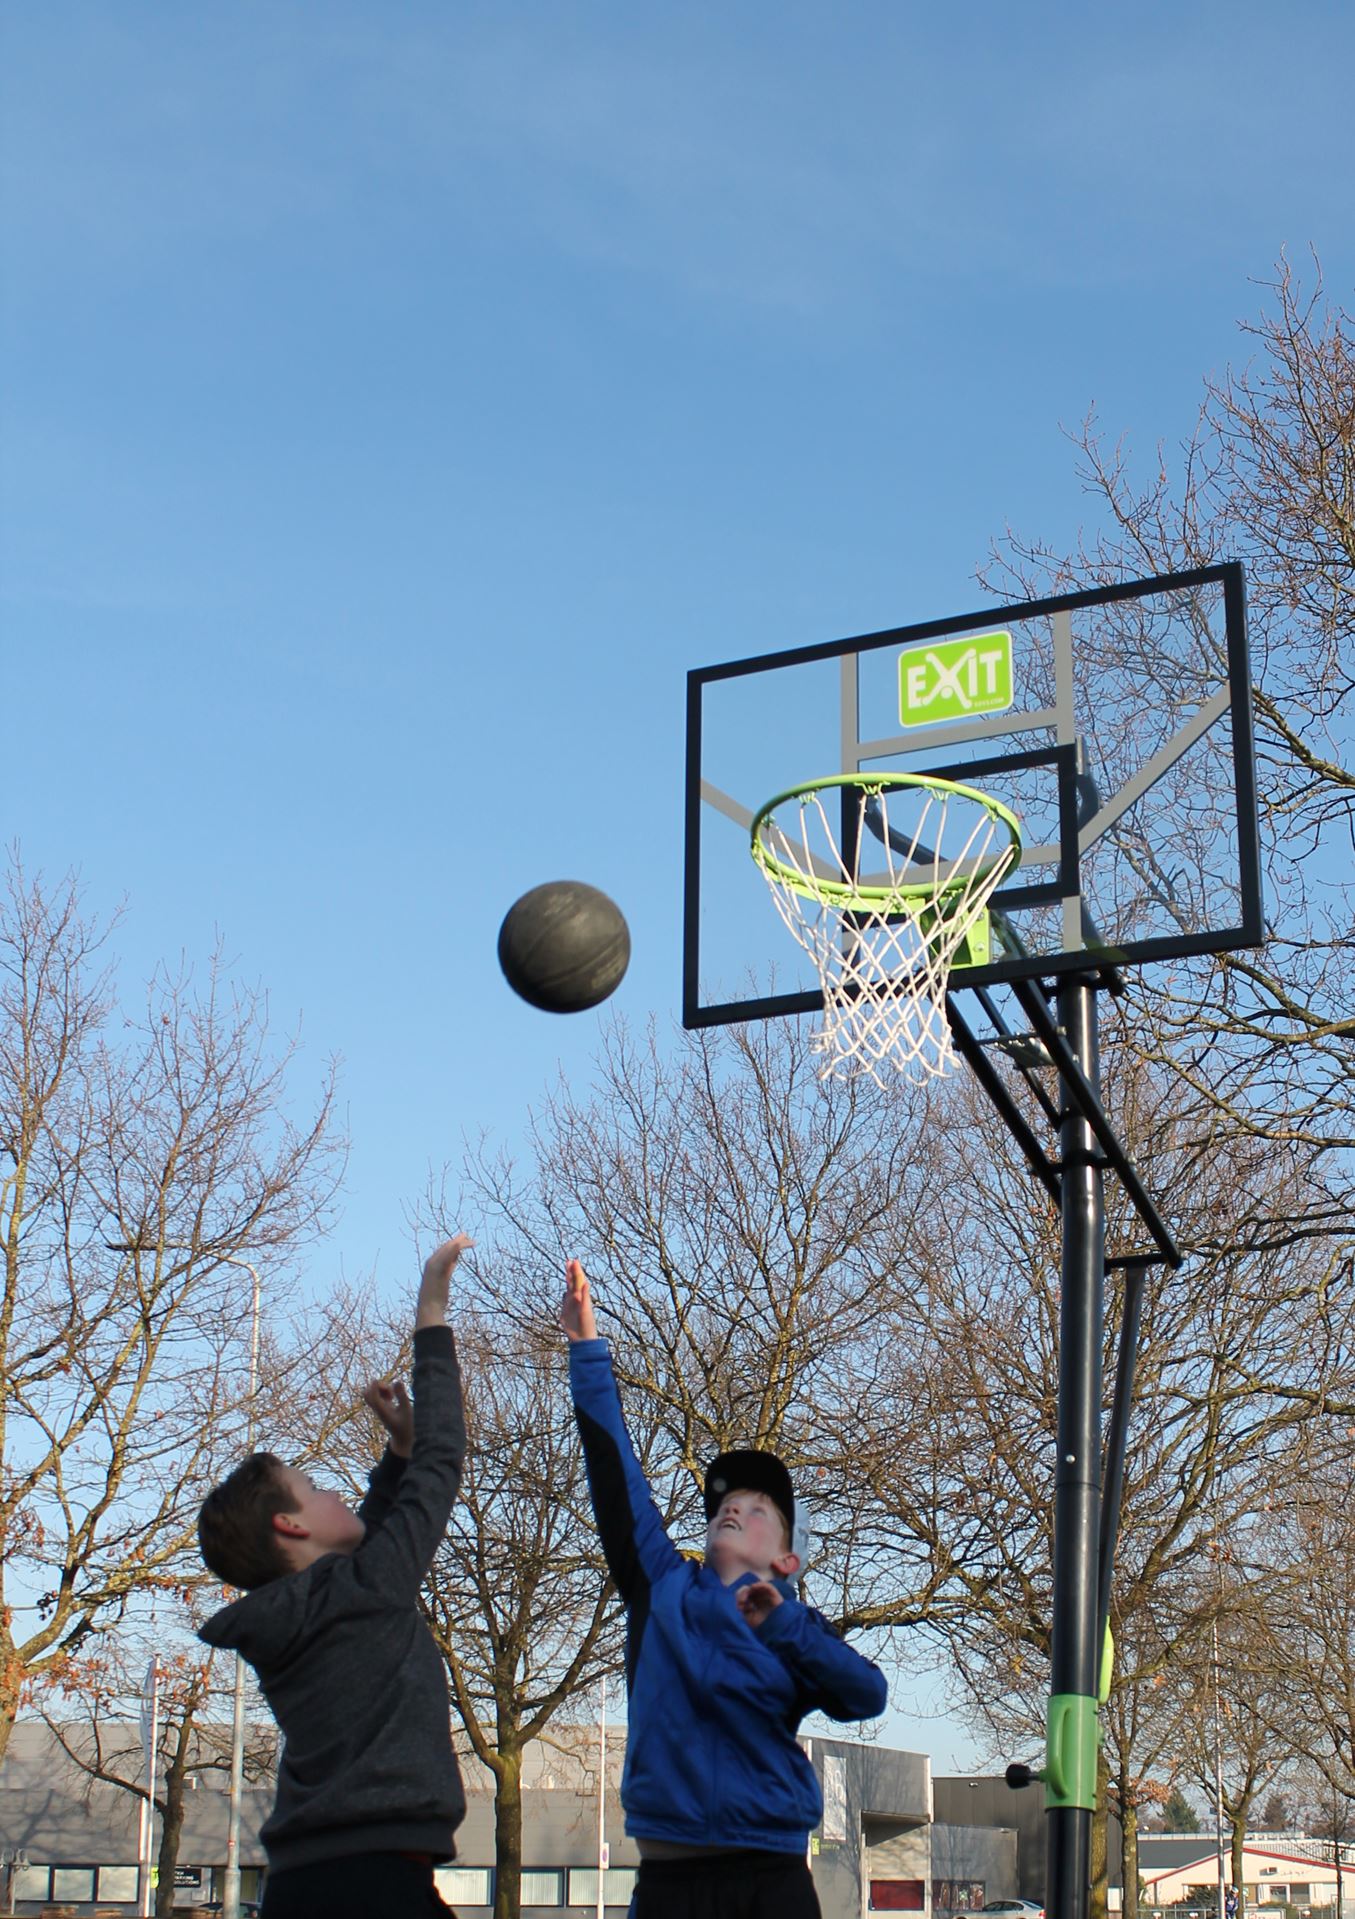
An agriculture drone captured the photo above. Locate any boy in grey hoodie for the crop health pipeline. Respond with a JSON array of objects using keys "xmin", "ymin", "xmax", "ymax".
[{"xmin": 197, "ymin": 1234, "xmax": 471, "ymax": 1919}]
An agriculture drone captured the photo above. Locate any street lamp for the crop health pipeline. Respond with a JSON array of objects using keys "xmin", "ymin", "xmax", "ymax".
[
  {"xmin": 595, "ymin": 1677, "xmax": 608, "ymax": 1919},
  {"xmin": 2, "ymin": 1848, "xmax": 31, "ymax": 1915},
  {"xmin": 108, "ymin": 1239, "xmax": 262, "ymax": 1919},
  {"xmin": 219, "ymin": 1253, "xmax": 262, "ymax": 1919}
]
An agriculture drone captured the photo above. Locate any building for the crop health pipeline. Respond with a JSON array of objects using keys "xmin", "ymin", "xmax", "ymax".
[
  {"xmin": 935, "ymin": 1774, "xmax": 1050, "ymax": 1908},
  {"xmin": 0, "ymin": 1721, "xmax": 1038, "ymax": 1918},
  {"xmin": 1136, "ymin": 1835, "xmax": 1354, "ymax": 1918}
]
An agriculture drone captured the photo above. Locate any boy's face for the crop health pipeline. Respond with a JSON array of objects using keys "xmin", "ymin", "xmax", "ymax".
[
  {"xmin": 272, "ymin": 1466, "xmax": 366, "ymax": 1560},
  {"xmin": 705, "ymin": 1487, "xmax": 797, "ymax": 1584}
]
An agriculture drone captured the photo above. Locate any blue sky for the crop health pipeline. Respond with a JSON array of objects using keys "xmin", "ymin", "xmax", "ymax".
[{"xmin": 4, "ymin": 1, "xmax": 1353, "ymax": 1770}]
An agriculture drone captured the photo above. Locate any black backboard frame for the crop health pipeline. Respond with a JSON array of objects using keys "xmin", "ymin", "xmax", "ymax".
[{"xmin": 683, "ymin": 561, "xmax": 1261, "ymax": 1028}]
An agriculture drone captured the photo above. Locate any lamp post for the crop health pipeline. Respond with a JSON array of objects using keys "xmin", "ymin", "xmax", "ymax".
[
  {"xmin": 135, "ymin": 1656, "xmax": 162, "ymax": 1918},
  {"xmin": 2, "ymin": 1848, "xmax": 31, "ymax": 1915},
  {"xmin": 1212, "ymin": 1612, "xmax": 1227, "ymax": 1919},
  {"xmin": 107, "ymin": 1240, "xmax": 261, "ymax": 1919},
  {"xmin": 595, "ymin": 1677, "xmax": 607, "ymax": 1919},
  {"xmin": 220, "ymin": 1254, "xmax": 262, "ymax": 1919}
]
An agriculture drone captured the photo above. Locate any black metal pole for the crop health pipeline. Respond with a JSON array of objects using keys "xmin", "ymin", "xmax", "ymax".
[
  {"xmin": 1046, "ymin": 973, "xmax": 1106, "ymax": 1919},
  {"xmin": 1097, "ymin": 1258, "xmax": 1150, "ymax": 1654}
]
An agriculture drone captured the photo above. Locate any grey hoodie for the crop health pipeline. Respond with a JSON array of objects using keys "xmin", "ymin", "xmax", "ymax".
[{"xmin": 199, "ymin": 1325, "xmax": 466, "ymax": 1873}]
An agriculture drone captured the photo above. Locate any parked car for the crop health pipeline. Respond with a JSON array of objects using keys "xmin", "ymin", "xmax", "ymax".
[{"xmin": 955, "ymin": 1901, "xmax": 1046, "ymax": 1919}]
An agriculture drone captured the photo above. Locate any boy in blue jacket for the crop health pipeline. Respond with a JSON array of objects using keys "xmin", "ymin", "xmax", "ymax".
[{"xmin": 560, "ymin": 1259, "xmax": 887, "ymax": 1919}]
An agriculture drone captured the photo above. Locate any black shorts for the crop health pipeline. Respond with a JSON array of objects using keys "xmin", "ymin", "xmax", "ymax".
[
  {"xmin": 630, "ymin": 1849, "xmax": 821, "ymax": 1919},
  {"xmin": 259, "ymin": 1850, "xmax": 454, "ymax": 1919}
]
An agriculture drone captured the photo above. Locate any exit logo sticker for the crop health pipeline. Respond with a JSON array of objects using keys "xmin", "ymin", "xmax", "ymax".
[{"xmin": 898, "ymin": 631, "xmax": 1013, "ymax": 727}]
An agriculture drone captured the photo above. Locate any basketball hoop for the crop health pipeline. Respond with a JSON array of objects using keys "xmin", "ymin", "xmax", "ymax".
[{"xmin": 750, "ymin": 773, "xmax": 1022, "ymax": 1084}]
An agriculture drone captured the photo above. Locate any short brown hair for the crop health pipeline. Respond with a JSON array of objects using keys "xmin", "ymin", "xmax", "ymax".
[{"xmin": 198, "ymin": 1452, "xmax": 301, "ymax": 1590}]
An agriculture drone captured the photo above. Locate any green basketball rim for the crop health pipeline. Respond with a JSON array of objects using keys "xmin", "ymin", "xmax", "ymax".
[{"xmin": 750, "ymin": 771, "xmax": 1024, "ymax": 909}]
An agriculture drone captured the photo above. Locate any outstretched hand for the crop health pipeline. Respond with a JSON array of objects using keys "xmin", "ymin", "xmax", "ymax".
[
  {"xmin": 363, "ymin": 1377, "xmax": 414, "ymax": 1457},
  {"xmin": 735, "ymin": 1581, "xmax": 784, "ymax": 1630},
  {"xmin": 558, "ymin": 1259, "xmax": 598, "ymax": 1343},
  {"xmin": 416, "ymin": 1233, "xmax": 474, "ymax": 1330}
]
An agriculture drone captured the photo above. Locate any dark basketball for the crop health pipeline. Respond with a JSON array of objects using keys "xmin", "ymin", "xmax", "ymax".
[{"xmin": 497, "ymin": 881, "xmax": 631, "ymax": 1014}]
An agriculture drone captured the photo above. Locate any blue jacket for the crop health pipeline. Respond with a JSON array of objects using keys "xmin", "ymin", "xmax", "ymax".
[{"xmin": 569, "ymin": 1339, "xmax": 887, "ymax": 1853}]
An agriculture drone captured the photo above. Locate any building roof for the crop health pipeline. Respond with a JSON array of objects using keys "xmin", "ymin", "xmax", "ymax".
[{"xmin": 1138, "ymin": 1839, "xmax": 1348, "ymax": 1889}]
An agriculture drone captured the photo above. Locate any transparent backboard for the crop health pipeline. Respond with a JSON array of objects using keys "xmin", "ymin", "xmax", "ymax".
[{"xmin": 684, "ymin": 563, "xmax": 1262, "ymax": 1027}]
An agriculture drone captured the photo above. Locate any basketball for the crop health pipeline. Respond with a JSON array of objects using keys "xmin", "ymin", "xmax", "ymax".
[{"xmin": 497, "ymin": 881, "xmax": 631, "ymax": 1014}]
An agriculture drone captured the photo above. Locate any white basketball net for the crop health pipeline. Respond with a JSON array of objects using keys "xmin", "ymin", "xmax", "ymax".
[{"xmin": 753, "ymin": 779, "xmax": 1020, "ymax": 1085}]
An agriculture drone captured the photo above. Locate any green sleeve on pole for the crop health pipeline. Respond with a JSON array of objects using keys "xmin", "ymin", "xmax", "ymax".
[{"xmin": 1044, "ymin": 1694, "xmax": 1101, "ymax": 1810}]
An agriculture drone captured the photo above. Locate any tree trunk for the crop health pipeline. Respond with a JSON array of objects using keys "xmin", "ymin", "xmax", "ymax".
[
  {"xmin": 1091, "ymin": 1744, "xmax": 1110, "ymax": 1919},
  {"xmin": 154, "ymin": 1721, "xmax": 194, "ymax": 1919},
  {"xmin": 1231, "ymin": 1812, "xmax": 1247, "ymax": 1910},
  {"xmin": 1121, "ymin": 1785, "xmax": 1140, "ymax": 1919},
  {"xmin": 0, "ymin": 1635, "xmax": 21, "ymax": 1767},
  {"xmin": 492, "ymin": 1744, "xmax": 524, "ymax": 1919}
]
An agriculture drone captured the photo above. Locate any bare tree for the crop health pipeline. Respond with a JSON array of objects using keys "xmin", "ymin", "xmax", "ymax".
[
  {"xmin": 954, "ymin": 255, "xmax": 1355, "ymax": 1910},
  {"xmin": 1254, "ymin": 1442, "xmax": 1355, "ymax": 1829},
  {"xmin": 1102, "ymin": 1636, "xmax": 1192, "ymax": 1919},
  {"xmin": 423, "ymin": 1317, "xmax": 620, "ymax": 1919},
  {"xmin": 1174, "ymin": 1550, "xmax": 1295, "ymax": 1900},
  {"xmin": 302, "ymin": 1278, "xmax": 621, "ymax": 1919},
  {"xmin": 414, "ymin": 1009, "xmax": 1349, "ymax": 1919},
  {"xmin": 39, "ymin": 1630, "xmax": 274, "ymax": 1919},
  {"xmin": 845, "ymin": 1042, "xmax": 1352, "ymax": 1913},
  {"xmin": 1292, "ymin": 1764, "xmax": 1355, "ymax": 1919},
  {"xmin": 401, "ymin": 1015, "xmax": 958, "ymax": 1908},
  {"xmin": 0, "ymin": 854, "xmax": 342, "ymax": 1760},
  {"xmin": 457, "ymin": 1015, "xmax": 948, "ymax": 1639},
  {"xmin": 981, "ymin": 254, "xmax": 1355, "ymax": 1152}
]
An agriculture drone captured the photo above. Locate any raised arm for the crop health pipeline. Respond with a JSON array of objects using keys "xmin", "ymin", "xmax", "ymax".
[
  {"xmin": 351, "ymin": 1236, "xmax": 471, "ymax": 1602},
  {"xmin": 416, "ymin": 1233, "xmax": 472, "ymax": 1331},
  {"xmin": 561, "ymin": 1260, "xmax": 683, "ymax": 1602},
  {"xmin": 354, "ymin": 1377, "xmax": 414, "ymax": 1534}
]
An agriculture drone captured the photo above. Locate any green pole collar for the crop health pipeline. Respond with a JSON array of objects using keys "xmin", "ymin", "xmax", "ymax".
[{"xmin": 1044, "ymin": 1695, "xmax": 1100, "ymax": 1810}]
